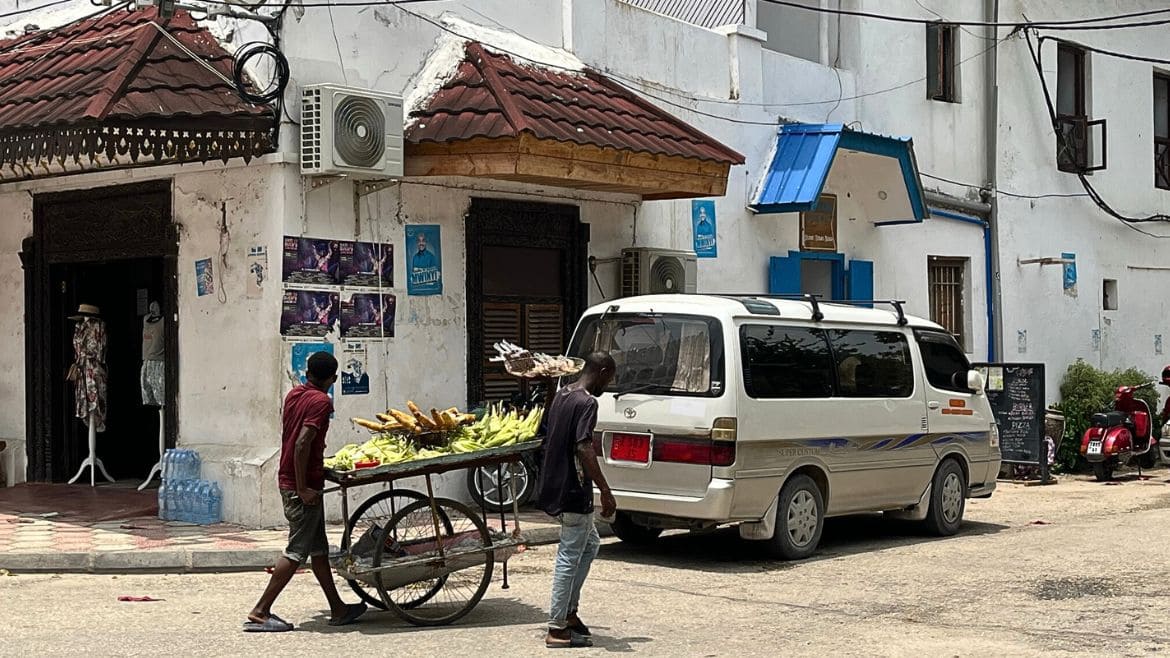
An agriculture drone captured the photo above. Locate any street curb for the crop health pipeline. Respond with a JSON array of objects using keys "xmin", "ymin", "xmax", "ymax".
[{"xmin": 0, "ymin": 524, "xmax": 609, "ymax": 574}]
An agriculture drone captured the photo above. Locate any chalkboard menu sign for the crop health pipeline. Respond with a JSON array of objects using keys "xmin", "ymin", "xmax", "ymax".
[{"xmin": 974, "ymin": 363, "xmax": 1046, "ymax": 465}]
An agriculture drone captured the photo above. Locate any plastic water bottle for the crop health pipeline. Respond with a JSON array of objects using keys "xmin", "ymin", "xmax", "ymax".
[
  {"xmin": 172, "ymin": 450, "xmax": 185, "ymax": 482},
  {"xmin": 190, "ymin": 451, "xmax": 202, "ymax": 481},
  {"xmin": 157, "ymin": 483, "xmax": 167, "ymax": 521},
  {"xmin": 162, "ymin": 449, "xmax": 173, "ymax": 482},
  {"xmin": 163, "ymin": 482, "xmax": 175, "ymax": 521},
  {"xmin": 196, "ymin": 482, "xmax": 210, "ymax": 525},
  {"xmin": 207, "ymin": 482, "xmax": 222, "ymax": 525}
]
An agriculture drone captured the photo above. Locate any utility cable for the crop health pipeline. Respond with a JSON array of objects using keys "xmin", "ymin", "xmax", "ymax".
[
  {"xmin": 1022, "ymin": 28, "xmax": 1170, "ymax": 238},
  {"xmin": 757, "ymin": 0, "xmax": 1170, "ymax": 30}
]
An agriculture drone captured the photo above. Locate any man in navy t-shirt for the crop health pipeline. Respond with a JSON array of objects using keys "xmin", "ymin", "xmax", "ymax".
[{"xmin": 537, "ymin": 352, "xmax": 617, "ymax": 648}]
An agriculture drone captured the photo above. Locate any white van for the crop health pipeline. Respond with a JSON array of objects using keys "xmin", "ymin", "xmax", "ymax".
[{"xmin": 566, "ymin": 294, "xmax": 1000, "ymax": 559}]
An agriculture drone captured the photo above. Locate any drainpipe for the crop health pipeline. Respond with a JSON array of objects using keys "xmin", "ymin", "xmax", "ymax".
[{"xmin": 985, "ymin": 0, "xmax": 1002, "ymax": 362}]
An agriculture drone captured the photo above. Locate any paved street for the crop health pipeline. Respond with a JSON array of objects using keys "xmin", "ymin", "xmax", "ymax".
[{"xmin": 5, "ymin": 474, "xmax": 1170, "ymax": 657}]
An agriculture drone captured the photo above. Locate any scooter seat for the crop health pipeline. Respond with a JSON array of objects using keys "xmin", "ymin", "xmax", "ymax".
[{"xmin": 1091, "ymin": 411, "xmax": 1127, "ymax": 428}]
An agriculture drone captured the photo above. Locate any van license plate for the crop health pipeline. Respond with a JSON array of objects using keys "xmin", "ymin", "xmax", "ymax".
[
  {"xmin": 610, "ymin": 433, "xmax": 651, "ymax": 464},
  {"xmin": 1087, "ymin": 440, "xmax": 1103, "ymax": 455}
]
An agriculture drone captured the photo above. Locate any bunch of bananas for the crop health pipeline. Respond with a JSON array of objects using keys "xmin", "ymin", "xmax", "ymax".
[
  {"xmin": 327, "ymin": 404, "xmax": 545, "ymax": 471},
  {"xmin": 351, "ymin": 400, "xmax": 476, "ymax": 435}
]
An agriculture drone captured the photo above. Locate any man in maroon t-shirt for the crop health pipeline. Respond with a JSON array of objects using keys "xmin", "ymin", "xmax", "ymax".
[{"xmin": 245, "ymin": 351, "xmax": 366, "ymax": 632}]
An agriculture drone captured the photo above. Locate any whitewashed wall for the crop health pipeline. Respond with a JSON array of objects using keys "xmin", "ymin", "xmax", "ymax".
[{"xmin": 996, "ymin": 0, "xmax": 1170, "ymax": 399}]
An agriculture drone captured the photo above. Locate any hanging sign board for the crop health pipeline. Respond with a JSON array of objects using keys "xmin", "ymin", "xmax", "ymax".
[
  {"xmin": 800, "ymin": 194, "xmax": 838, "ymax": 252},
  {"xmin": 974, "ymin": 362, "xmax": 1046, "ymax": 469}
]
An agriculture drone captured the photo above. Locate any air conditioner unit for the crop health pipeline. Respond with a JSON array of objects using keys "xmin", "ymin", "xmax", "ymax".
[
  {"xmin": 620, "ymin": 248, "xmax": 698, "ymax": 297},
  {"xmin": 301, "ymin": 84, "xmax": 404, "ymax": 178}
]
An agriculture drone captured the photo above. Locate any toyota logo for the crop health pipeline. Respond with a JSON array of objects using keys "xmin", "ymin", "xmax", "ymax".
[{"xmin": 623, "ymin": 407, "xmax": 636, "ymax": 419}]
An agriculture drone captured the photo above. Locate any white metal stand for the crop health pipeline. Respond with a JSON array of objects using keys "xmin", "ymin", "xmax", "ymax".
[
  {"xmin": 138, "ymin": 407, "xmax": 165, "ymax": 491},
  {"xmin": 68, "ymin": 411, "xmax": 114, "ymax": 486}
]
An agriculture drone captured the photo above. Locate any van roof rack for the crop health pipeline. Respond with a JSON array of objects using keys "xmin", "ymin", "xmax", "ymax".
[{"xmin": 718, "ymin": 294, "xmax": 908, "ymax": 326}]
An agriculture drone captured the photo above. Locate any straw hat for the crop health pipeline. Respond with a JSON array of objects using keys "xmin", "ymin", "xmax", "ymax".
[{"xmin": 67, "ymin": 304, "xmax": 102, "ymax": 320}]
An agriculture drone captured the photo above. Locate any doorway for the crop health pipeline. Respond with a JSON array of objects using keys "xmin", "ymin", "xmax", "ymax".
[
  {"xmin": 465, "ymin": 199, "xmax": 588, "ymax": 406},
  {"xmin": 24, "ymin": 182, "xmax": 177, "ymax": 483}
]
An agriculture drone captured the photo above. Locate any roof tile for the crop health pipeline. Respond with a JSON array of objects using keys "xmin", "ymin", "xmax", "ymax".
[
  {"xmin": 0, "ymin": 6, "xmax": 270, "ymax": 131},
  {"xmin": 406, "ymin": 42, "xmax": 743, "ymax": 165}
]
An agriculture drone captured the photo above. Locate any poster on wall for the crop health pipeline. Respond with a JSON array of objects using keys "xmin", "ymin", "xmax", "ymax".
[
  {"xmin": 800, "ymin": 194, "xmax": 838, "ymax": 252},
  {"xmin": 340, "ymin": 241, "xmax": 393, "ymax": 288},
  {"xmin": 341, "ymin": 342, "xmax": 370, "ymax": 396},
  {"xmin": 282, "ymin": 236, "xmax": 340, "ymax": 285},
  {"xmin": 280, "ymin": 290, "xmax": 340, "ymax": 338},
  {"xmin": 341, "ymin": 292, "xmax": 396, "ymax": 339},
  {"xmin": 247, "ymin": 246, "xmax": 268, "ymax": 299},
  {"xmin": 195, "ymin": 258, "xmax": 215, "ymax": 297},
  {"xmin": 291, "ymin": 342, "xmax": 334, "ymax": 399},
  {"xmin": 691, "ymin": 200, "xmax": 717, "ymax": 258},
  {"xmin": 405, "ymin": 225, "xmax": 443, "ymax": 296},
  {"xmin": 1062, "ymin": 252, "xmax": 1077, "ymax": 297}
]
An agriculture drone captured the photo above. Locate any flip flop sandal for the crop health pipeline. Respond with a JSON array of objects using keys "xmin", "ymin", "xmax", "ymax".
[
  {"xmin": 243, "ymin": 616, "xmax": 294, "ymax": 633},
  {"xmin": 328, "ymin": 603, "xmax": 368, "ymax": 627},
  {"xmin": 546, "ymin": 633, "xmax": 593, "ymax": 649}
]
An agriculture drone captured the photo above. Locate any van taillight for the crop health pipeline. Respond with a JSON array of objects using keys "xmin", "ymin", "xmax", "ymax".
[{"xmin": 653, "ymin": 439, "xmax": 736, "ymax": 467}]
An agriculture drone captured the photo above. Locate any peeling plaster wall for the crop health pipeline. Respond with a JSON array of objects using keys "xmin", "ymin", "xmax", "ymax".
[{"xmin": 0, "ymin": 189, "xmax": 30, "ymax": 487}]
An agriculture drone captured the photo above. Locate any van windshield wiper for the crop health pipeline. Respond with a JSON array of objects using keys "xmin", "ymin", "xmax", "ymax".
[{"xmin": 613, "ymin": 383, "xmax": 675, "ymax": 400}]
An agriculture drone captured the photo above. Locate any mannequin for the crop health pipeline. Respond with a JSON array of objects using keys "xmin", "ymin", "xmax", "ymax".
[
  {"xmin": 138, "ymin": 301, "xmax": 166, "ymax": 491},
  {"xmin": 67, "ymin": 304, "xmax": 114, "ymax": 486}
]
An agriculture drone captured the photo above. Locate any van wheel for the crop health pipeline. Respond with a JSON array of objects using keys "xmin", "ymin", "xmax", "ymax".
[
  {"xmin": 765, "ymin": 474, "xmax": 824, "ymax": 560},
  {"xmin": 923, "ymin": 459, "xmax": 966, "ymax": 536},
  {"xmin": 609, "ymin": 512, "xmax": 663, "ymax": 545}
]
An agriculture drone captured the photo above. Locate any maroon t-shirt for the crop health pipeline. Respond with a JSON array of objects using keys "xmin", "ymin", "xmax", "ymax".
[{"xmin": 278, "ymin": 383, "xmax": 333, "ymax": 491}]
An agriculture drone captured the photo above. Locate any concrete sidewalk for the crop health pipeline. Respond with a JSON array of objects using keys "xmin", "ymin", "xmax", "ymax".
[{"xmin": 0, "ymin": 510, "xmax": 565, "ymax": 574}]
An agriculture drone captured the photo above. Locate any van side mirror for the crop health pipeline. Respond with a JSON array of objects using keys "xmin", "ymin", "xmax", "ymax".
[{"xmin": 966, "ymin": 370, "xmax": 985, "ymax": 394}]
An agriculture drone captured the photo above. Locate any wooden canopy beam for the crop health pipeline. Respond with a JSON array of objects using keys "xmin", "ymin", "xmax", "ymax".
[{"xmin": 405, "ymin": 135, "xmax": 731, "ymax": 199}]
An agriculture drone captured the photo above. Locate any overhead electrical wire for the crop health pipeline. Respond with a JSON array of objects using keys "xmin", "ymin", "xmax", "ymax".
[
  {"xmin": 919, "ymin": 172, "xmax": 1088, "ymax": 200},
  {"xmin": 0, "ymin": 0, "xmax": 76, "ymax": 22},
  {"xmin": 757, "ymin": 0, "xmax": 1170, "ymax": 30},
  {"xmin": 1038, "ymin": 34, "xmax": 1170, "ymax": 66}
]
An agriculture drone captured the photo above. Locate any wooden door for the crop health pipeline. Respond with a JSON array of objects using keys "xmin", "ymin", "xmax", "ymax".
[{"xmin": 466, "ymin": 200, "xmax": 587, "ymax": 407}]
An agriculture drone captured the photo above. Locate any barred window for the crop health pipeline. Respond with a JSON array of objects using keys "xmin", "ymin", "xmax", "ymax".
[{"xmin": 928, "ymin": 256, "xmax": 967, "ymax": 350}]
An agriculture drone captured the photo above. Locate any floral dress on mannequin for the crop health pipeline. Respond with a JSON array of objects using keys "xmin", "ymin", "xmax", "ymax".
[{"xmin": 73, "ymin": 318, "xmax": 108, "ymax": 432}]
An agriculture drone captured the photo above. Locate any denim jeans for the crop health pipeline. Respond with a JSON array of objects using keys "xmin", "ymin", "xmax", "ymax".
[{"xmin": 548, "ymin": 511, "xmax": 601, "ymax": 630}]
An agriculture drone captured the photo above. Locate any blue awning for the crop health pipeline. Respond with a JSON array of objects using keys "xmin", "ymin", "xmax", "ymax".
[{"xmin": 749, "ymin": 123, "xmax": 928, "ymax": 224}]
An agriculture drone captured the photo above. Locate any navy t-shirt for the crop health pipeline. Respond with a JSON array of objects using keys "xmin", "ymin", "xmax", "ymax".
[{"xmin": 537, "ymin": 386, "xmax": 599, "ymax": 516}]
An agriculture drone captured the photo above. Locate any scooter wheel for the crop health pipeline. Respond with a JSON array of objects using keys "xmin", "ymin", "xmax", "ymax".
[{"xmin": 1091, "ymin": 462, "xmax": 1114, "ymax": 482}]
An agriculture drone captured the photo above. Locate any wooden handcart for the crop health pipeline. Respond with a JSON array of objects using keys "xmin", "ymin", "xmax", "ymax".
[{"xmin": 324, "ymin": 441, "xmax": 540, "ymax": 626}]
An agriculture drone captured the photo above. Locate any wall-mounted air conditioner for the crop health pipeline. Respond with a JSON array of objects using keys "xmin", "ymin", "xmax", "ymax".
[
  {"xmin": 620, "ymin": 248, "xmax": 698, "ymax": 297},
  {"xmin": 301, "ymin": 83, "xmax": 403, "ymax": 178}
]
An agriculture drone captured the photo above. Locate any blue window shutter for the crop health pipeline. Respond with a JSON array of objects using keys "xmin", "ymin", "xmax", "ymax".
[
  {"xmin": 769, "ymin": 254, "xmax": 801, "ymax": 294},
  {"xmin": 848, "ymin": 259, "xmax": 873, "ymax": 306}
]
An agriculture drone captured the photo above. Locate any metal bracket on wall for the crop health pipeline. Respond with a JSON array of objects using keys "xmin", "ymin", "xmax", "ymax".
[
  {"xmin": 308, "ymin": 175, "xmax": 344, "ymax": 191},
  {"xmin": 356, "ymin": 179, "xmax": 399, "ymax": 197},
  {"xmin": 1017, "ymin": 256, "xmax": 1074, "ymax": 266}
]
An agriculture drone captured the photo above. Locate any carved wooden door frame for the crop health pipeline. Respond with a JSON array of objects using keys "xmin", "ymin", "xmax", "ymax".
[{"xmin": 22, "ymin": 181, "xmax": 177, "ymax": 482}]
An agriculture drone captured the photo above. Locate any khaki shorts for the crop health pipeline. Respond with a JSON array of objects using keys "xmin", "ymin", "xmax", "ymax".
[{"xmin": 281, "ymin": 490, "xmax": 328, "ymax": 564}]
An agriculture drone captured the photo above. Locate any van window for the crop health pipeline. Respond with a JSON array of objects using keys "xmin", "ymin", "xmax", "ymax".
[
  {"xmin": 916, "ymin": 330, "xmax": 971, "ymax": 392},
  {"xmin": 569, "ymin": 313, "xmax": 724, "ymax": 397},
  {"xmin": 741, "ymin": 325, "xmax": 834, "ymax": 398},
  {"xmin": 828, "ymin": 330, "xmax": 914, "ymax": 398}
]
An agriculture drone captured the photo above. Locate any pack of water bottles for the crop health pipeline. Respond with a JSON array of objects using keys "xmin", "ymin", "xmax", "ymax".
[{"xmin": 157, "ymin": 448, "xmax": 223, "ymax": 525}]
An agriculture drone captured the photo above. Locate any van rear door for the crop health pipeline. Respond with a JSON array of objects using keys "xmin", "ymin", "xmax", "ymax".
[{"xmin": 568, "ymin": 312, "xmax": 730, "ymax": 498}]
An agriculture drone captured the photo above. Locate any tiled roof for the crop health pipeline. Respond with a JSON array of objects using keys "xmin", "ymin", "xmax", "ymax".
[
  {"xmin": 407, "ymin": 42, "xmax": 744, "ymax": 165},
  {"xmin": 0, "ymin": 6, "xmax": 270, "ymax": 131}
]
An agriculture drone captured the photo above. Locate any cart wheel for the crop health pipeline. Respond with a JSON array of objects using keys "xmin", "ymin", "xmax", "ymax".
[
  {"xmin": 342, "ymin": 488, "xmax": 451, "ymax": 610},
  {"xmin": 373, "ymin": 497, "xmax": 495, "ymax": 626}
]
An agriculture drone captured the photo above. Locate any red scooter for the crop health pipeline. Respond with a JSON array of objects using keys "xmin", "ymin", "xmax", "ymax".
[{"xmin": 1080, "ymin": 382, "xmax": 1159, "ymax": 481}]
